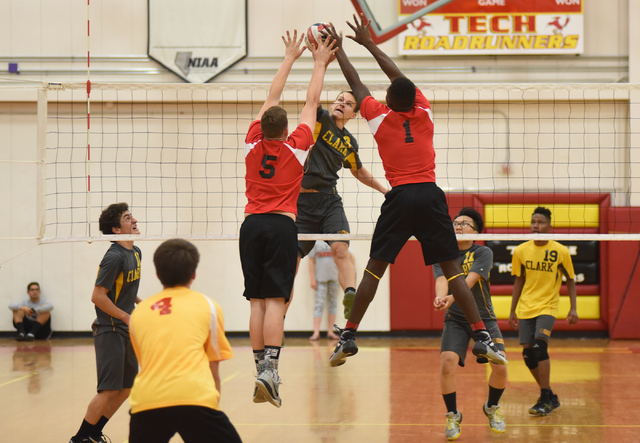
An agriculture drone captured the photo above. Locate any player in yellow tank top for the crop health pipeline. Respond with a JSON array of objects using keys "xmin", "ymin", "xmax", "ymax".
[
  {"xmin": 128, "ymin": 239, "xmax": 241, "ymax": 443},
  {"xmin": 509, "ymin": 207, "xmax": 578, "ymax": 417}
]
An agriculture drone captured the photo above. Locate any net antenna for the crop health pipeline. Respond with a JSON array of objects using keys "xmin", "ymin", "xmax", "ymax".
[{"xmin": 86, "ymin": 0, "xmax": 93, "ymax": 241}]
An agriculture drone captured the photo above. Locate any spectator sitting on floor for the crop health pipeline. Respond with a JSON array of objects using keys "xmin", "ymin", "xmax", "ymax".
[{"xmin": 9, "ymin": 282, "xmax": 53, "ymax": 341}]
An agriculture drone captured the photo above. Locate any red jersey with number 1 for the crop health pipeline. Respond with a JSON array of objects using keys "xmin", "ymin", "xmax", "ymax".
[
  {"xmin": 244, "ymin": 120, "xmax": 314, "ymax": 215},
  {"xmin": 359, "ymin": 87, "xmax": 435, "ymax": 187}
]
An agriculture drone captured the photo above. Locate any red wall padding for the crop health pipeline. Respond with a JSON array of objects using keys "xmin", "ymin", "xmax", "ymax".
[
  {"xmin": 389, "ymin": 241, "xmax": 443, "ymax": 330},
  {"xmin": 388, "ymin": 197, "xmax": 640, "ymax": 338}
]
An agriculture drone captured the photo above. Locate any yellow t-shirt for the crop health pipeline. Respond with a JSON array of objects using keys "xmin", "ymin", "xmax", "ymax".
[
  {"xmin": 129, "ymin": 287, "xmax": 233, "ymax": 414},
  {"xmin": 511, "ymin": 240, "xmax": 575, "ymax": 319}
]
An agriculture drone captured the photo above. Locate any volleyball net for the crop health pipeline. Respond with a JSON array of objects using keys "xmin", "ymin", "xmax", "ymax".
[{"xmin": 39, "ymin": 81, "xmax": 640, "ymax": 243}]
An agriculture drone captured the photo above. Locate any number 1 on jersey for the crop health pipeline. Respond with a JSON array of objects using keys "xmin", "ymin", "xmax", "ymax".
[{"xmin": 403, "ymin": 120, "xmax": 414, "ymax": 143}]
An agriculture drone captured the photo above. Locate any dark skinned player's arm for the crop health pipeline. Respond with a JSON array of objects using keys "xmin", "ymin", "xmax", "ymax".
[
  {"xmin": 345, "ymin": 14, "xmax": 405, "ymax": 82},
  {"xmin": 325, "ymin": 23, "xmax": 370, "ymax": 106}
]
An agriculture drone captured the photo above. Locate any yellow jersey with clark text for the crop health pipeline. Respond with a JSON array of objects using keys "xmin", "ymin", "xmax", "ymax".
[{"xmin": 511, "ymin": 240, "xmax": 575, "ymax": 319}]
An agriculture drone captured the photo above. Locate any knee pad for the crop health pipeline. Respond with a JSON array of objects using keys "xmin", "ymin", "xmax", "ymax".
[
  {"xmin": 533, "ymin": 339, "xmax": 549, "ymax": 362},
  {"xmin": 522, "ymin": 348, "xmax": 538, "ymax": 369}
]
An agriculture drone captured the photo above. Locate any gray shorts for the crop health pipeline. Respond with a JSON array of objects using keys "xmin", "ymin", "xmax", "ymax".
[
  {"xmin": 296, "ymin": 193, "xmax": 350, "ymax": 258},
  {"xmin": 94, "ymin": 330, "xmax": 138, "ymax": 391},
  {"xmin": 441, "ymin": 317, "xmax": 505, "ymax": 367},
  {"xmin": 518, "ymin": 315, "xmax": 556, "ymax": 344}
]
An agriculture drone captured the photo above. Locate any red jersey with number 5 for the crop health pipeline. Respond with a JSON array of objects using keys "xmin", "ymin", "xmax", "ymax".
[
  {"xmin": 359, "ymin": 87, "xmax": 435, "ymax": 187},
  {"xmin": 244, "ymin": 120, "xmax": 313, "ymax": 215}
]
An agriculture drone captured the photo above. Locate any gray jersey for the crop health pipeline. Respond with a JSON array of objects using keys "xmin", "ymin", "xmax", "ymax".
[
  {"xmin": 300, "ymin": 106, "xmax": 362, "ymax": 193},
  {"xmin": 433, "ymin": 243, "xmax": 497, "ymax": 321},
  {"xmin": 93, "ymin": 242, "xmax": 142, "ymax": 336},
  {"xmin": 309, "ymin": 241, "xmax": 339, "ymax": 283},
  {"xmin": 8, "ymin": 297, "xmax": 54, "ymax": 320}
]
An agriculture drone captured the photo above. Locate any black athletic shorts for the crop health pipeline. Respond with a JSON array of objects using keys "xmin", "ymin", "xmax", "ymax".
[
  {"xmin": 14, "ymin": 316, "xmax": 52, "ymax": 339},
  {"xmin": 94, "ymin": 330, "xmax": 138, "ymax": 391},
  {"xmin": 370, "ymin": 182, "xmax": 461, "ymax": 265},
  {"xmin": 518, "ymin": 315, "xmax": 556, "ymax": 344},
  {"xmin": 240, "ymin": 213, "xmax": 297, "ymax": 302},
  {"xmin": 296, "ymin": 192, "xmax": 350, "ymax": 257},
  {"xmin": 441, "ymin": 317, "xmax": 506, "ymax": 367},
  {"xmin": 129, "ymin": 405, "xmax": 243, "ymax": 443}
]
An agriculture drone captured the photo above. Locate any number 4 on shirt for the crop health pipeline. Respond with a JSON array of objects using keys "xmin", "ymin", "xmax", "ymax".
[{"xmin": 151, "ymin": 297, "xmax": 172, "ymax": 315}]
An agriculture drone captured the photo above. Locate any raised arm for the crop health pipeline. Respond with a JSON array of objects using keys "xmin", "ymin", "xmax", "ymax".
[
  {"xmin": 256, "ymin": 30, "xmax": 306, "ymax": 120},
  {"xmin": 299, "ymin": 35, "xmax": 338, "ymax": 130},
  {"xmin": 346, "ymin": 14, "xmax": 405, "ymax": 82},
  {"xmin": 324, "ymin": 23, "xmax": 370, "ymax": 106}
]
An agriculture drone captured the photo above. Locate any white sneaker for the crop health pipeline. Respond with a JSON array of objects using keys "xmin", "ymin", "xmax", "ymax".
[
  {"xmin": 483, "ymin": 402, "xmax": 506, "ymax": 433},
  {"xmin": 255, "ymin": 363, "xmax": 282, "ymax": 408},
  {"xmin": 445, "ymin": 410, "xmax": 462, "ymax": 440},
  {"xmin": 472, "ymin": 331, "xmax": 508, "ymax": 365},
  {"xmin": 253, "ymin": 362, "xmax": 268, "ymax": 403}
]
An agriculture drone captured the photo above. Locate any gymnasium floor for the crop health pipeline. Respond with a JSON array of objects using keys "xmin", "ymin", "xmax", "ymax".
[{"xmin": 1, "ymin": 336, "xmax": 639, "ymax": 443}]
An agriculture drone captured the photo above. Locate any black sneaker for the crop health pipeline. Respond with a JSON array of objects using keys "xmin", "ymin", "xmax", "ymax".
[
  {"xmin": 472, "ymin": 331, "xmax": 508, "ymax": 365},
  {"xmin": 529, "ymin": 397, "xmax": 552, "ymax": 416},
  {"xmin": 25, "ymin": 333, "xmax": 35, "ymax": 341},
  {"xmin": 550, "ymin": 394, "xmax": 561, "ymax": 411},
  {"xmin": 329, "ymin": 326, "xmax": 358, "ymax": 367},
  {"xmin": 16, "ymin": 332, "xmax": 26, "ymax": 341}
]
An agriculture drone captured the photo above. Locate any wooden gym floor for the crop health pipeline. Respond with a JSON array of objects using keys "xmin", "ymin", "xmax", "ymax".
[{"xmin": 1, "ymin": 336, "xmax": 639, "ymax": 443}]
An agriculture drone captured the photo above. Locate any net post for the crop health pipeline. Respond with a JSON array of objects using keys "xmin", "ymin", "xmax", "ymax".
[
  {"xmin": 36, "ymin": 86, "xmax": 48, "ymax": 244},
  {"xmin": 630, "ymin": 88, "xmax": 640, "ymax": 206}
]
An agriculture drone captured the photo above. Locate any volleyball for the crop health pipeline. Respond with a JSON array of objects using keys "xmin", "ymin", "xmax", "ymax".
[{"xmin": 304, "ymin": 23, "xmax": 330, "ymax": 50}]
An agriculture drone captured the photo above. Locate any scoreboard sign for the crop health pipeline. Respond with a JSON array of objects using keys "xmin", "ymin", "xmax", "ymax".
[{"xmin": 398, "ymin": 0, "xmax": 584, "ymax": 56}]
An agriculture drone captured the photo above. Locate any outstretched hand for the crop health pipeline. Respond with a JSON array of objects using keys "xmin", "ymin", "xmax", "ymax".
[
  {"xmin": 282, "ymin": 30, "xmax": 306, "ymax": 60},
  {"xmin": 321, "ymin": 23, "xmax": 344, "ymax": 65},
  {"xmin": 309, "ymin": 32, "xmax": 339, "ymax": 65},
  {"xmin": 346, "ymin": 13, "xmax": 374, "ymax": 47},
  {"xmin": 323, "ymin": 23, "xmax": 344, "ymax": 51}
]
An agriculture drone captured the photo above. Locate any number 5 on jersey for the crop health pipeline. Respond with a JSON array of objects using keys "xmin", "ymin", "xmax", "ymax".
[{"xmin": 260, "ymin": 154, "xmax": 277, "ymax": 179}]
